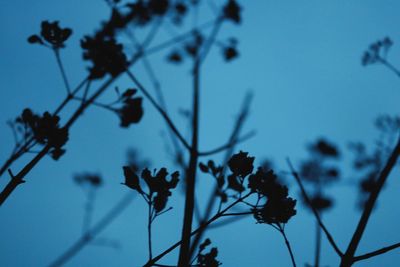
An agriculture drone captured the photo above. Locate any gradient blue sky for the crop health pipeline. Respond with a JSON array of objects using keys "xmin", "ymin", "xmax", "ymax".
[{"xmin": 1, "ymin": 1, "xmax": 400, "ymax": 266}]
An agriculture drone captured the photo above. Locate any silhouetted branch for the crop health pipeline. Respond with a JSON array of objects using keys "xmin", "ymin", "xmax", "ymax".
[
  {"xmin": 0, "ymin": 78, "xmax": 88, "ymax": 179},
  {"xmin": 189, "ymin": 91, "xmax": 252, "ymax": 258},
  {"xmin": 353, "ymin": 242, "xmax": 400, "ymax": 262},
  {"xmin": 143, "ymin": 192, "xmax": 252, "ymax": 267},
  {"xmin": 48, "ymin": 193, "xmax": 135, "ymax": 267},
  {"xmin": 340, "ymin": 137, "xmax": 400, "ymax": 266},
  {"xmin": 278, "ymin": 224, "xmax": 297, "ymax": 267},
  {"xmin": 54, "ymin": 49, "xmax": 71, "ymax": 94},
  {"xmin": 220, "ymin": 211, "xmax": 252, "ymax": 216},
  {"xmin": 286, "ymin": 159, "xmax": 343, "ymax": 257},
  {"xmin": 148, "ymin": 199, "xmax": 153, "ymax": 261},
  {"xmin": 126, "ymin": 70, "xmax": 191, "ymax": 152},
  {"xmin": 0, "ymin": 19, "xmax": 214, "ymax": 183},
  {"xmin": 198, "ymin": 130, "xmax": 256, "ymax": 156},
  {"xmin": 378, "ymin": 58, "xmax": 400, "ymax": 77},
  {"xmin": 314, "ymin": 219, "xmax": 322, "ymax": 267},
  {"xmin": 178, "ymin": 58, "xmax": 201, "ymax": 266}
]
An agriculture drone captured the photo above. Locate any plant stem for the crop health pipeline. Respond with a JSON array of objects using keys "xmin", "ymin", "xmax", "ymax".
[
  {"xmin": 278, "ymin": 225, "xmax": 297, "ymax": 267},
  {"xmin": 54, "ymin": 49, "xmax": 71, "ymax": 94},
  {"xmin": 314, "ymin": 218, "xmax": 321, "ymax": 267},
  {"xmin": 148, "ymin": 201, "xmax": 153, "ymax": 261},
  {"xmin": 144, "ymin": 193, "xmax": 251, "ymax": 267},
  {"xmin": 287, "ymin": 159, "xmax": 343, "ymax": 257},
  {"xmin": 126, "ymin": 70, "xmax": 191, "ymax": 152},
  {"xmin": 48, "ymin": 193, "xmax": 134, "ymax": 267},
  {"xmin": 340, "ymin": 137, "xmax": 400, "ymax": 267},
  {"xmin": 177, "ymin": 59, "xmax": 201, "ymax": 267},
  {"xmin": 0, "ymin": 146, "xmax": 50, "ymax": 205},
  {"xmin": 189, "ymin": 92, "xmax": 252, "ymax": 257},
  {"xmin": 353, "ymin": 242, "xmax": 400, "ymax": 262}
]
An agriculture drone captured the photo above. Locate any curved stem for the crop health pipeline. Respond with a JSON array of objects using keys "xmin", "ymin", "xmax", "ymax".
[
  {"xmin": 287, "ymin": 159, "xmax": 343, "ymax": 257},
  {"xmin": 278, "ymin": 225, "xmax": 297, "ymax": 267}
]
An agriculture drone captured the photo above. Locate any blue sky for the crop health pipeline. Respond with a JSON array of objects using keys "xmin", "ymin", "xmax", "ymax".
[{"xmin": 0, "ymin": 1, "xmax": 400, "ymax": 266}]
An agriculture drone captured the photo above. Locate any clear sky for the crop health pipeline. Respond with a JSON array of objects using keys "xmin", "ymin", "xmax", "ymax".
[{"xmin": 0, "ymin": 1, "xmax": 400, "ymax": 266}]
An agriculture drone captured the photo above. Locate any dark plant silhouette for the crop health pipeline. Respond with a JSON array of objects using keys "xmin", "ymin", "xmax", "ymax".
[{"xmin": 1, "ymin": 1, "xmax": 400, "ymax": 267}]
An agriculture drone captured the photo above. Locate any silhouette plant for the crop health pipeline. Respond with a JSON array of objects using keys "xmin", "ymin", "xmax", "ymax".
[{"xmin": 1, "ymin": 1, "xmax": 400, "ymax": 267}]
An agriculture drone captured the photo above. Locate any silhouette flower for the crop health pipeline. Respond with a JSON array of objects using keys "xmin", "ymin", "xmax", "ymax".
[
  {"xmin": 122, "ymin": 167, "xmax": 179, "ymax": 212},
  {"xmin": 362, "ymin": 37, "xmax": 393, "ymax": 66},
  {"xmin": 167, "ymin": 50, "xmax": 183, "ymax": 63},
  {"xmin": 28, "ymin": 21, "xmax": 72, "ymax": 48},
  {"xmin": 227, "ymin": 151, "xmax": 254, "ymax": 177},
  {"xmin": 253, "ymin": 197, "xmax": 297, "ymax": 224},
  {"xmin": 248, "ymin": 168, "xmax": 288, "ymax": 200},
  {"xmin": 122, "ymin": 166, "xmax": 143, "ymax": 193},
  {"xmin": 81, "ymin": 35, "xmax": 128, "ymax": 79},
  {"xmin": 223, "ymin": 0, "xmax": 241, "ymax": 24},
  {"xmin": 197, "ymin": 239, "xmax": 221, "ymax": 267},
  {"xmin": 118, "ymin": 97, "xmax": 144, "ymax": 127},
  {"xmin": 307, "ymin": 193, "xmax": 333, "ymax": 212},
  {"xmin": 74, "ymin": 173, "xmax": 103, "ymax": 188},
  {"xmin": 310, "ymin": 139, "xmax": 340, "ymax": 158},
  {"xmin": 223, "ymin": 46, "xmax": 238, "ymax": 61},
  {"xmin": 16, "ymin": 108, "xmax": 69, "ymax": 160}
]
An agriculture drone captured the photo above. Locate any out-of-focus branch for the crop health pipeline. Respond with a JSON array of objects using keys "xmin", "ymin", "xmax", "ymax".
[
  {"xmin": 286, "ymin": 159, "xmax": 343, "ymax": 257},
  {"xmin": 340, "ymin": 137, "xmax": 400, "ymax": 267},
  {"xmin": 48, "ymin": 193, "xmax": 135, "ymax": 267}
]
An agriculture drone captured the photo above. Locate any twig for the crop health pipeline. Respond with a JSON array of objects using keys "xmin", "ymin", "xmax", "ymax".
[
  {"xmin": 189, "ymin": 92, "xmax": 252, "ymax": 257},
  {"xmin": 198, "ymin": 130, "xmax": 256, "ymax": 156},
  {"xmin": 125, "ymin": 70, "xmax": 191, "ymax": 152},
  {"xmin": 143, "ymin": 193, "xmax": 252, "ymax": 267},
  {"xmin": 286, "ymin": 159, "xmax": 343, "ymax": 257},
  {"xmin": 54, "ymin": 49, "xmax": 71, "ymax": 94},
  {"xmin": 278, "ymin": 224, "xmax": 297, "ymax": 267},
  {"xmin": 0, "ymin": 19, "xmax": 212, "ymax": 180},
  {"xmin": 340, "ymin": 137, "xmax": 400, "ymax": 266},
  {"xmin": 48, "ymin": 193, "xmax": 135, "ymax": 267},
  {"xmin": 0, "ymin": 78, "xmax": 88, "ymax": 179},
  {"xmin": 0, "ymin": 16, "xmax": 224, "ymax": 206},
  {"xmin": 353, "ymin": 242, "xmax": 400, "ymax": 262},
  {"xmin": 177, "ymin": 58, "xmax": 201, "ymax": 266},
  {"xmin": 148, "ymin": 200, "xmax": 153, "ymax": 261},
  {"xmin": 378, "ymin": 58, "xmax": 400, "ymax": 77},
  {"xmin": 314, "ymin": 218, "xmax": 322, "ymax": 267}
]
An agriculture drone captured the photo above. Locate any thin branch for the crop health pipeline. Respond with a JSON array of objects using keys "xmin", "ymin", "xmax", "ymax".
[
  {"xmin": 286, "ymin": 159, "xmax": 343, "ymax": 257},
  {"xmin": 148, "ymin": 201, "xmax": 153, "ymax": 261},
  {"xmin": 177, "ymin": 58, "xmax": 201, "ymax": 266},
  {"xmin": 340, "ymin": 137, "xmax": 400, "ymax": 266},
  {"xmin": 354, "ymin": 242, "xmax": 400, "ymax": 262},
  {"xmin": 143, "ymin": 193, "xmax": 252, "ymax": 267},
  {"xmin": 0, "ymin": 24, "xmax": 160, "ymax": 206},
  {"xmin": 220, "ymin": 211, "xmax": 252, "ymax": 217},
  {"xmin": 125, "ymin": 70, "xmax": 191, "ymax": 152},
  {"xmin": 54, "ymin": 49, "xmax": 71, "ymax": 94},
  {"xmin": 378, "ymin": 58, "xmax": 400, "ymax": 77},
  {"xmin": 82, "ymin": 188, "xmax": 96, "ymax": 234},
  {"xmin": 198, "ymin": 130, "xmax": 256, "ymax": 156},
  {"xmin": 0, "ymin": 20, "xmax": 213, "ymax": 181},
  {"xmin": 48, "ymin": 193, "xmax": 135, "ymax": 267},
  {"xmin": 278, "ymin": 225, "xmax": 297, "ymax": 267},
  {"xmin": 314, "ymin": 218, "xmax": 322, "ymax": 267},
  {"xmin": 189, "ymin": 91, "xmax": 252, "ymax": 257},
  {"xmin": 0, "ymin": 78, "xmax": 88, "ymax": 179}
]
